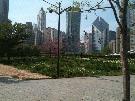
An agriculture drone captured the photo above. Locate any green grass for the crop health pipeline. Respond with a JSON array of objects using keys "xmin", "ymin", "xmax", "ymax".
[{"xmin": 0, "ymin": 56, "xmax": 135, "ymax": 78}]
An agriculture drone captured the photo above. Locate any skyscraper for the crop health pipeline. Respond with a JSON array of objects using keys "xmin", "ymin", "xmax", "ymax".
[
  {"xmin": 33, "ymin": 24, "xmax": 43, "ymax": 46},
  {"xmin": 116, "ymin": 1, "xmax": 135, "ymax": 53},
  {"xmin": 127, "ymin": 2, "xmax": 135, "ymax": 51},
  {"xmin": 84, "ymin": 31, "xmax": 92, "ymax": 54},
  {"xmin": 66, "ymin": 6, "xmax": 81, "ymax": 53},
  {"xmin": 37, "ymin": 7, "xmax": 46, "ymax": 32},
  {"xmin": 36, "ymin": 7, "xmax": 46, "ymax": 46},
  {"xmin": 108, "ymin": 31, "xmax": 116, "ymax": 42},
  {"xmin": 0, "ymin": 0, "xmax": 9, "ymax": 23},
  {"xmin": 108, "ymin": 31, "xmax": 116, "ymax": 53},
  {"xmin": 25, "ymin": 22, "xmax": 35, "ymax": 45},
  {"xmin": 92, "ymin": 17, "xmax": 109, "ymax": 52},
  {"xmin": 116, "ymin": 27, "xmax": 121, "ymax": 53}
]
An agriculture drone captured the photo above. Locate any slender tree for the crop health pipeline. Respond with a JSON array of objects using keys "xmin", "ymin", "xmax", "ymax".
[
  {"xmin": 108, "ymin": 1, "xmax": 130, "ymax": 100},
  {"xmin": 79, "ymin": 0, "xmax": 130, "ymax": 100},
  {"xmin": 43, "ymin": 0, "xmax": 131, "ymax": 100}
]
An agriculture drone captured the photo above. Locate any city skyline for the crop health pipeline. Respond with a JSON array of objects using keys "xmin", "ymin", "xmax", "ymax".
[{"xmin": 9, "ymin": 0, "xmax": 118, "ymax": 40}]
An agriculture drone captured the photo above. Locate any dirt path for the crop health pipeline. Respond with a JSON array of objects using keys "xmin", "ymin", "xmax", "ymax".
[{"xmin": 0, "ymin": 64, "xmax": 50, "ymax": 80}]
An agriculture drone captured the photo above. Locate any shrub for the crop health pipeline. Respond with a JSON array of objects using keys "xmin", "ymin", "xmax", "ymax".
[
  {"xmin": 0, "ymin": 55, "xmax": 135, "ymax": 78},
  {"xmin": 13, "ymin": 44, "xmax": 40, "ymax": 57}
]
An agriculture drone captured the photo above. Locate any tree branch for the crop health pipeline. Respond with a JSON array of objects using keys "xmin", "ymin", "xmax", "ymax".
[
  {"xmin": 95, "ymin": 0, "xmax": 104, "ymax": 8},
  {"xmin": 108, "ymin": 0, "xmax": 123, "ymax": 30},
  {"xmin": 112, "ymin": 0, "xmax": 121, "ymax": 9},
  {"xmin": 84, "ymin": 6, "xmax": 111, "ymax": 12},
  {"xmin": 87, "ymin": 0, "xmax": 104, "ymax": 11}
]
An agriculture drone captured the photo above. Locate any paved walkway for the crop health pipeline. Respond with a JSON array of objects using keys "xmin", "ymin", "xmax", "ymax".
[{"xmin": 0, "ymin": 75, "xmax": 135, "ymax": 101}]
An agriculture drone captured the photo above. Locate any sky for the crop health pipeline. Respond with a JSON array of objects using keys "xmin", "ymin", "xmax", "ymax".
[{"xmin": 9, "ymin": 0, "xmax": 118, "ymax": 40}]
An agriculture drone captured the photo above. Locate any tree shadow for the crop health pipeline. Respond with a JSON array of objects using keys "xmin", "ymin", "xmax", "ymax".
[
  {"xmin": 0, "ymin": 76, "xmax": 23, "ymax": 84},
  {"xmin": 97, "ymin": 77, "xmax": 121, "ymax": 83},
  {"xmin": 0, "ymin": 76, "xmax": 52, "ymax": 84}
]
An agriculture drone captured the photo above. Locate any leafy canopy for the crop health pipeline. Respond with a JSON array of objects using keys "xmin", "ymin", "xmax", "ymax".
[{"xmin": 0, "ymin": 22, "xmax": 31, "ymax": 56}]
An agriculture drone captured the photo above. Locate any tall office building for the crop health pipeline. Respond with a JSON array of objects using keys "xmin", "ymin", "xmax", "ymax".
[
  {"xmin": 44, "ymin": 27, "xmax": 64, "ymax": 42},
  {"xmin": 116, "ymin": 27, "xmax": 121, "ymax": 53},
  {"xmin": 37, "ymin": 7, "xmax": 46, "ymax": 32},
  {"xmin": 35, "ymin": 7, "xmax": 46, "ymax": 46},
  {"xmin": 0, "ymin": 0, "xmax": 9, "ymax": 23},
  {"xmin": 84, "ymin": 32, "xmax": 92, "ymax": 54},
  {"xmin": 40, "ymin": 27, "xmax": 65, "ymax": 54},
  {"xmin": 25, "ymin": 22, "xmax": 35, "ymax": 45},
  {"xmin": 108, "ymin": 31, "xmax": 116, "ymax": 42},
  {"xmin": 115, "ymin": 1, "xmax": 135, "ymax": 53},
  {"xmin": 127, "ymin": 2, "xmax": 135, "ymax": 51},
  {"xmin": 33, "ymin": 24, "xmax": 43, "ymax": 46},
  {"xmin": 92, "ymin": 17, "xmax": 109, "ymax": 52},
  {"xmin": 66, "ymin": 6, "xmax": 81, "ymax": 53},
  {"xmin": 117, "ymin": 2, "xmax": 135, "ymax": 52}
]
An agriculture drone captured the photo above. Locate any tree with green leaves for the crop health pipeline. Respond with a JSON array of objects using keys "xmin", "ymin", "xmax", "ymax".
[{"xmin": 0, "ymin": 23, "xmax": 31, "ymax": 59}]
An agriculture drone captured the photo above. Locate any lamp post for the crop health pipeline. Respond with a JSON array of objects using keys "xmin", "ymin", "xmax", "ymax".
[
  {"xmin": 42, "ymin": 0, "xmax": 111, "ymax": 78},
  {"xmin": 46, "ymin": 1, "xmax": 71, "ymax": 78},
  {"xmin": 57, "ymin": 2, "xmax": 61, "ymax": 78}
]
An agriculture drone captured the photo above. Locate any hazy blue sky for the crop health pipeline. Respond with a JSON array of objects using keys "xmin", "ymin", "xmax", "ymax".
[{"xmin": 9, "ymin": 0, "xmax": 118, "ymax": 40}]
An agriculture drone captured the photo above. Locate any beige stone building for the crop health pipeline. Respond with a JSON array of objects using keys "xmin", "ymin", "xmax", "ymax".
[
  {"xmin": 84, "ymin": 32, "xmax": 92, "ymax": 54},
  {"xmin": 109, "ymin": 40, "xmax": 116, "ymax": 53}
]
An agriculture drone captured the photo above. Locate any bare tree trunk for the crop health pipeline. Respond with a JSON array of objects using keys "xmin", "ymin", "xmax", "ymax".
[
  {"xmin": 108, "ymin": 0, "xmax": 130, "ymax": 100},
  {"xmin": 120, "ymin": 24, "xmax": 130, "ymax": 101},
  {"xmin": 121, "ymin": 23, "xmax": 130, "ymax": 100},
  {"xmin": 119, "ymin": 0, "xmax": 130, "ymax": 101}
]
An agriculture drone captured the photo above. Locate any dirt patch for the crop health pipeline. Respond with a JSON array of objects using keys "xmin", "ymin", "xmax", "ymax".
[{"xmin": 0, "ymin": 64, "xmax": 50, "ymax": 80}]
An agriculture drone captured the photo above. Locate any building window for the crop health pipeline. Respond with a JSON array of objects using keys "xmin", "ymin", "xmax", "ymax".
[{"xmin": 131, "ymin": 40, "xmax": 134, "ymax": 43}]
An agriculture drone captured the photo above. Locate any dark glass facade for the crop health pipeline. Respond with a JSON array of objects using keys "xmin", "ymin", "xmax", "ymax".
[
  {"xmin": 66, "ymin": 11, "xmax": 81, "ymax": 53},
  {"xmin": 0, "ymin": 0, "xmax": 9, "ymax": 23}
]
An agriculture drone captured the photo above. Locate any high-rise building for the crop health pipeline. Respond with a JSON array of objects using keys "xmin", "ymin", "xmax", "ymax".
[
  {"xmin": 0, "ymin": 0, "xmax": 9, "ymax": 23},
  {"xmin": 109, "ymin": 40, "xmax": 116, "ymax": 53},
  {"xmin": 35, "ymin": 7, "xmax": 46, "ymax": 46},
  {"xmin": 127, "ymin": 3, "xmax": 135, "ymax": 51},
  {"xmin": 40, "ymin": 27, "xmax": 65, "ymax": 54},
  {"xmin": 66, "ymin": 6, "xmax": 81, "ymax": 53},
  {"xmin": 44, "ymin": 27, "xmax": 64, "ymax": 42},
  {"xmin": 108, "ymin": 31, "xmax": 116, "ymax": 53},
  {"xmin": 25, "ymin": 22, "xmax": 35, "ymax": 45},
  {"xmin": 116, "ymin": 27, "xmax": 121, "ymax": 53},
  {"xmin": 37, "ymin": 7, "xmax": 46, "ymax": 32},
  {"xmin": 33, "ymin": 24, "xmax": 43, "ymax": 46},
  {"xmin": 109, "ymin": 31, "xmax": 116, "ymax": 42},
  {"xmin": 92, "ymin": 17, "xmax": 109, "ymax": 53},
  {"xmin": 116, "ymin": 3, "xmax": 135, "ymax": 52},
  {"xmin": 84, "ymin": 31, "xmax": 92, "ymax": 54}
]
